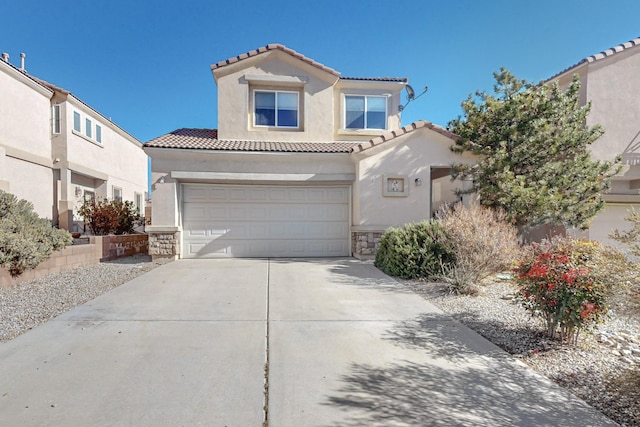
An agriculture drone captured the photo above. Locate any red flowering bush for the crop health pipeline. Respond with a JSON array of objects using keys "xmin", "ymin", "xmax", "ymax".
[{"xmin": 515, "ymin": 237, "xmax": 616, "ymax": 344}]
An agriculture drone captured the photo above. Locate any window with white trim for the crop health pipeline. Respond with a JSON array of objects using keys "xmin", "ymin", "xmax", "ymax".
[
  {"xmin": 345, "ymin": 95, "xmax": 387, "ymax": 130},
  {"xmin": 134, "ymin": 192, "xmax": 142, "ymax": 215},
  {"xmin": 112, "ymin": 186, "xmax": 122, "ymax": 202},
  {"xmin": 254, "ymin": 90, "xmax": 299, "ymax": 128},
  {"xmin": 52, "ymin": 104, "xmax": 61, "ymax": 134},
  {"xmin": 72, "ymin": 111, "xmax": 102, "ymax": 144},
  {"xmin": 73, "ymin": 111, "xmax": 81, "ymax": 132}
]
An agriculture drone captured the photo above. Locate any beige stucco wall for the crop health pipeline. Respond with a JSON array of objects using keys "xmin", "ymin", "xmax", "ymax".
[
  {"xmin": 0, "ymin": 61, "xmax": 54, "ymax": 218},
  {"xmin": 583, "ymin": 48, "xmax": 640, "ymax": 164},
  {"xmin": 352, "ymin": 128, "xmax": 474, "ymax": 228},
  {"xmin": 146, "ymin": 147, "xmax": 355, "ymax": 228},
  {"xmin": 552, "ymin": 47, "xmax": 640, "ymax": 244},
  {"xmin": 53, "ymin": 97, "xmax": 147, "ymax": 230},
  {"xmin": 214, "ymin": 50, "xmax": 405, "ymax": 143},
  {"xmin": 215, "ymin": 51, "xmax": 338, "ymax": 142}
]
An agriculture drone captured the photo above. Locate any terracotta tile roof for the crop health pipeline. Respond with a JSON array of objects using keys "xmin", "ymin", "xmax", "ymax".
[
  {"xmin": 145, "ymin": 128, "xmax": 357, "ymax": 153},
  {"xmin": 211, "ymin": 43, "xmax": 340, "ymax": 76},
  {"xmin": 548, "ymin": 36, "xmax": 640, "ymax": 81},
  {"xmin": 146, "ymin": 122, "xmax": 457, "ymax": 154},
  {"xmin": 351, "ymin": 120, "xmax": 458, "ymax": 153},
  {"xmin": 341, "ymin": 76, "xmax": 408, "ymax": 83}
]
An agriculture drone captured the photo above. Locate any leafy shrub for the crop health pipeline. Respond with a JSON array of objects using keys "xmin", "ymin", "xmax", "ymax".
[
  {"xmin": 0, "ymin": 190, "xmax": 72, "ymax": 276},
  {"xmin": 436, "ymin": 204, "xmax": 521, "ymax": 294},
  {"xmin": 514, "ymin": 237, "xmax": 623, "ymax": 344},
  {"xmin": 78, "ymin": 198, "xmax": 141, "ymax": 235},
  {"xmin": 374, "ymin": 221, "xmax": 454, "ymax": 279}
]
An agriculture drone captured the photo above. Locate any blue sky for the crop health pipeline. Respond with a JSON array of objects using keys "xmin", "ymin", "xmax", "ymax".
[{"xmin": 2, "ymin": 0, "xmax": 639, "ymax": 143}]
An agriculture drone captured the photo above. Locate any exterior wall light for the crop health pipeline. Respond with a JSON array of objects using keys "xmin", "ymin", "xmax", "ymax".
[{"xmin": 414, "ymin": 178, "xmax": 422, "ymax": 186}]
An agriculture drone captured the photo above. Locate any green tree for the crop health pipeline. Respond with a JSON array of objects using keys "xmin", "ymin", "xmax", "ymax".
[{"xmin": 448, "ymin": 68, "xmax": 619, "ymax": 230}]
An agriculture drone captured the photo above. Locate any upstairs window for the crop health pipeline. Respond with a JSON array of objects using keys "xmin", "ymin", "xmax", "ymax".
[
  {"xmin": 345, "ymin": 95, "xmax": 387, "ymax": 130},
  {"xmin": 85, "ymin": 118, "xmax": 92, "ymax": 138},
  {"xmin": 52, "ymin": 104, "xmax": 61, "ymax": 134},
  {"xmin": 254, "ymin": 90, "xmax": 298, "ymax": 128},
  {"xmin": 95, "ymin": 124, "xmax": 102, "ymax": 143},
  {"xmin": 73, "ymin": 111, "xmax": 81, "ymax": 132}
]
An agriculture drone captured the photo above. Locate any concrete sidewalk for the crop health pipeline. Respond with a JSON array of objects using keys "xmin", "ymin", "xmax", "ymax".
[{"xmin": 0, "ymin": 258, "xmax": 616, "ymax": 426}]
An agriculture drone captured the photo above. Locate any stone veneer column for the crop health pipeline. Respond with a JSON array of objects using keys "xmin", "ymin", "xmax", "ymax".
[
  {"xmin": 146, "ymin": 227, "xmax": 180, "ymax": 261},
  {"xmin": 351, "ymin": 230, "xmax": 384, "ymax": 260}
]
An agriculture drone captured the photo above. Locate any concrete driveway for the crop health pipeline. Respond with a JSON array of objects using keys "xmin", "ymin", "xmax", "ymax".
[{"xmin": 0, "ymin": 258, "xmax": 615, "ymax": 426}]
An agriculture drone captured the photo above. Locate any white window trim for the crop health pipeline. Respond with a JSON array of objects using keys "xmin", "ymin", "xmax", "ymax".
[
  {"xmin": 71, "ymin": 110, "xmax": 103, "ymax": 146},
  {"xmin": 52, "ymin": 104, "xmax": 61, "ymax": 134},
  {"xmin": 73, "ymin": 111, "xmax": 82, "ymax": 132},
  {"xmin": 134, "ymin": 192, "xmax": 143, "ymax": 214},
  {"xmin": 253, "ymin": 89, "xmax": 300, "ymax": 129},
  {"xmin": 85, "ymin": 118, "xmax": 92, "ymax": 138},
  {"xmin": 112, "ymin": 186, "xmax": 122, "ymax": 202},
  {"xmin": 343, "ymin": 94, "xmax": 388, "ymax": 131}
]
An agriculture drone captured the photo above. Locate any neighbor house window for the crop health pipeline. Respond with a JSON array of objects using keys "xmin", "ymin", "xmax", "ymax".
[
  {"xmin": 345, "ymin": 95, "xmax": 387, "ymax": 130},
  {"xmin": 73, "ymin": 111, "xmax": 81, "ymax": 132},
  {"xmin": 113, "ymin": 186, "xmax": 122, "ymax": 202},
  {"xmin": 95, "ymin": 124, "xmax": 102, "ymax": 143},
  {"xmin": 52, "ymin": 104, "xmax": 61, "ymax": 134},
  {"xmin": 254, "ymin": 90, "xmax": 298, "ymax": 127},
  {"xmin": 85, "ymin": 118, "xmax": 92, "ymax": 138},
  {"xmin": 134, "ymin": 192, "xmax": 142, "ymax": 215}
]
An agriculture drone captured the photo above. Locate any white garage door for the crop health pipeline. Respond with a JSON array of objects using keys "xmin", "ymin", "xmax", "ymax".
[
  {"xmin": 182, "ymin": 184, "xmax": 350, "ymax": 258},
  {"xmin": 589, "ymin": 203, "xmax": 639, "ymax": 248}
]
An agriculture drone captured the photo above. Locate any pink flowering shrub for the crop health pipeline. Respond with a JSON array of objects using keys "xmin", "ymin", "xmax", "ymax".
[{"xmin": 514, "ymin": 237, "xmax": 615, "ymax": 345}]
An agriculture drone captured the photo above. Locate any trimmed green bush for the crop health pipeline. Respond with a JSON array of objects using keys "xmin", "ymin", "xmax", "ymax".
[
  {"xmin": 374, "ymin": 221, "xmax": 454, "ymax": 279},
  {"xmin": 0, "ymin": 190, "xmax": 72, "ymax": 276},
  {"xmin": 78, "ymin": 198, "xmax": 141, "ymax": 235}
]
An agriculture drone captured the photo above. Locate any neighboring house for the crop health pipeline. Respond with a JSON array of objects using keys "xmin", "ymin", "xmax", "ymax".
[
  {"xmin": 145, "ymin": 44, "xmax": 473, "ymax": 260},
  {"xmin": 548, "ymin": 37, "xmax": 640, "ymax": 247},
  {"xmin": 0, "ymin": 53, "xmax": 148, "ymax": 233}
]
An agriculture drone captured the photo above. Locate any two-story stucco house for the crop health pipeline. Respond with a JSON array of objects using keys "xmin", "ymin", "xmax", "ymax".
[
  {"xmin": 145, "ymin": 44, "xmax": 473, "ymax": 260},
  {"xmin": 548, "ymin": 37, "xmax": 640, "ymax": 247},
  {"xmin": 0, "ymin": 53, "xmax": 148, "ymax": 232}
]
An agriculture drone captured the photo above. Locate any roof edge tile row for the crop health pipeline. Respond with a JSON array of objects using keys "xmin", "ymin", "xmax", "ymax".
[
  {"xmin": 548, "ymin": 36, "xmax": 640, "ymax": 81},
  {"xmin": 145, "ymin": 121, "xmax": 458, "ymax": 154},
  {"xmin": 211, "ymin": 43, "xmax": 341, "ymax": 76}
]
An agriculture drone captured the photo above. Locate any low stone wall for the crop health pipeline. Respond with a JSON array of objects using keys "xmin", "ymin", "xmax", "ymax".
[
  {"xmin": 0, "ymin": 237, "xmax": 102, "ymax": 287},
  {"xmin": 352, "ymin": 231, "xmax": 384, "ymax": 260},
  {"xmin": 101, "ymin": 234, "xmax": 149, "ymax": 261},
  {"xmin": 1, "ymin": 234, "xmax": 150, "ymax": 287}
]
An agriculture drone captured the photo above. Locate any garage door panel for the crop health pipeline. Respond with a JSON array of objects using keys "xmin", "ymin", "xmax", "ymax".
[{"xmin": 183, "ymin": 184, "xmax": 350, "ymax": 258}]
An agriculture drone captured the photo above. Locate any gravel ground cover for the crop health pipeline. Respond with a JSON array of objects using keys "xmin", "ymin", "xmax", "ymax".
[
  {"xmin": 2, "ymin": 257, "xmax": 638, "ymax": 424},
  {"xmin": 0, "ymin": 255, "xmax": 164, "ymax": 343},
  {"xmin": 405, "ymin": 278, "xmax": 640, "ymax": 426}
]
